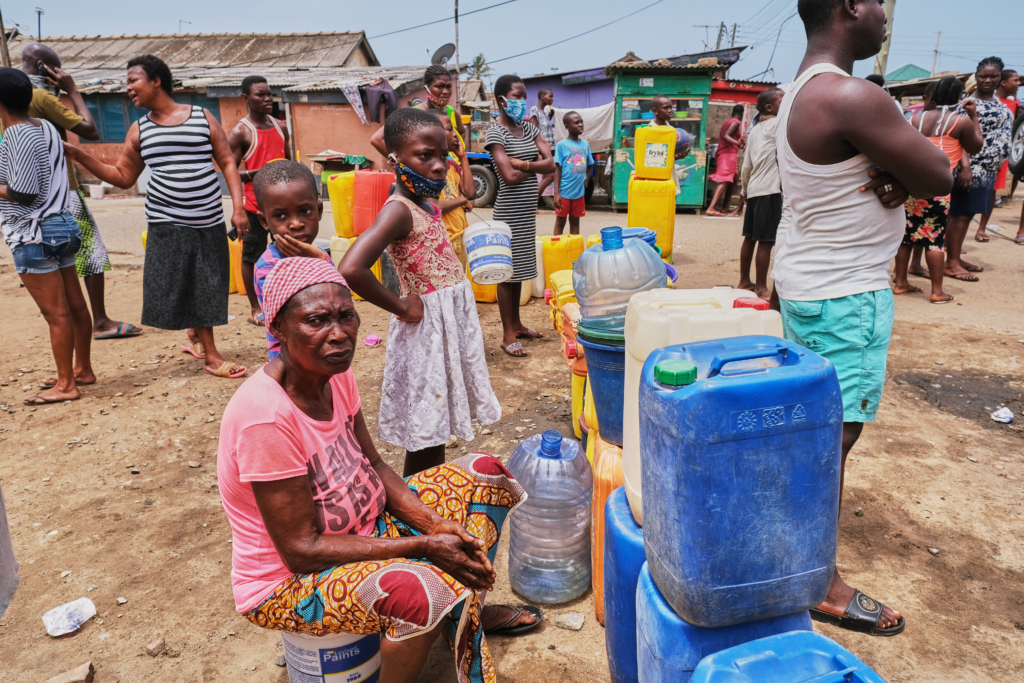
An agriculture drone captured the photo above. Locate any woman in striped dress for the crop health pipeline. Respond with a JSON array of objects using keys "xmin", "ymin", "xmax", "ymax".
[
  {"xmin": 485, "ymin": 75, "xmax": 554, "ymax": 357},
  {"xmin": 66, "ymin": 55, "xmax": 248, "ymax": 379}
]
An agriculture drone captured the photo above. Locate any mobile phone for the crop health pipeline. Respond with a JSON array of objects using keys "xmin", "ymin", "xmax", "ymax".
[{"xmin": 38, "ymin": 61, "xmax": 57, "ymax": 80}]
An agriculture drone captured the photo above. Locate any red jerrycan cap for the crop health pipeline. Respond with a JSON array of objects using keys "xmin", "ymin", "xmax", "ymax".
[
  {"xmin": 545, "ymin": 288, "xmax": 554, "ymax": 305},
  {"xmin": 733, "ymin": 297, "xmax": 769, "ymax": 311},
  {"xmin": 561, "ymin": 336, "xmax": 578, "ymax": 360}
]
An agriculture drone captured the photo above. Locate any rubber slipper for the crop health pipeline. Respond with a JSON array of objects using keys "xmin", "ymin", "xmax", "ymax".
[
  {"xmin": 205, "ymin": 361, "xmax": 247, "ymax": 379},
  {"xmin": 39, "ymin": 377, "xmax": 95, "ymax": 389},
  {"xmin": 247, "ymin": 313, "xmax": 265, "ymax": 326},
  {"xmin": 94, "ymin": 322, "xmax": 143, "ymax": 340},
  {"xmin": 181, "ymin": 342, "xmax": 205, "ymax": 359},
  {"xmin": 974, "ymin": 234, "xmax": 990, "ymax": 242},
  {"xmin": 501, "ymin": 342, "xmax": 528, "ymax": 357},
  {"xmin": 1015, "ymin": 238, "xmax": 1024, "ymax": 245},
  {"xmin": 23, "ymin": 393, "xmax": 79, "ymax": 406},
  {"xmin": 810, "ymin": 590, "xmax": 905, "ymax": 637},
  {"xmin": 963, "ymin": 264, "xmax": 984, "ymax": 273},
  {"xmin": 484, "ymin": 605, "xmax": 543, "ymax": 636},
  {"xmin": 931, "ymin": 295, "xmax": 956, "ymax": 304},
  {"xmin": 945, "ymin": 272, "xmax": 979, "ymax": 282},
  {"xmin": 893, "ymin": 286, "xmax": 922, "ymax": 295}
]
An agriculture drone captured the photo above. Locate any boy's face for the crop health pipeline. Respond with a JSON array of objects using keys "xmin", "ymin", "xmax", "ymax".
[
  {"xmin": 395, "ymin": 126, "xmax": 449, "ymax": 183},
  {"xmin": 257, "ymin": 180, "xmax": 323, "ymax": 243},
  {"xmin": 566, "ymin": 114, "xmax": 584, "ymax": 136},
  {"xmin": 759, "ymin": 93, "xmax": 784, "ymax": 117},
  {"xmin": 652, "ymin": 98, "xmax": 674, "ymax": 121}
]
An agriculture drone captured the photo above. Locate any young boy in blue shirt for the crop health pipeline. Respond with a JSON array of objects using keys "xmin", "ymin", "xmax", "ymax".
[{"xmin": 553, "ymin": 111, "xmax": 594, "ymax": 235}]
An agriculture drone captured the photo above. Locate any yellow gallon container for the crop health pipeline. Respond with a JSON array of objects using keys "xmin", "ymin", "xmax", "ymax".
[
  {"xmin": 633, "ymin": 124, "xmax": 677, "ymax": 181},
  {"xmin": 571, "ymin": 368, "xmax": 587, "ymax": 440},
  {"xmin": 621, "ymin": 288, "xmax": 784, "ymax": 526},
  {"xmin": 542, "ymin": 235, "xmax": 584, "ymax": 290},
  {"xmin": 585, "ymin": 233, "xmax": 601, "ymax": 250},
  {"xmin": 228, "ymin": 237, "xmax": 245, "ymax": 296},
  {"xmin": 591, "ymin": 432, "xmax": 624, "ymax": 625},
  {"xmin": 583, "ymin": 375, "xmax": 599, "ymax": 434},
  {"xmin": 141, "ymin": 230, "xmax": 148, "ymax": 251},
  {"xmin": 548, "ymin": 270, "xmax": 577, "ymax": 332},
  {"xmin": 628, "ymin": 173, "xmax": 677, "ymax": 261},
  {"xmin": 327, "ymin": 172, "xmax": 357, "ymax": 238},
  {"xmin": 468, "ymin": 262, "xmax": 497, "ymax": 303}
]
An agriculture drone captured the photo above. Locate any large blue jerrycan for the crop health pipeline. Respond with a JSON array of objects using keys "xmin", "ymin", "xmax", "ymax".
[
  {"xmin": 604, "ymin": 487, "xmax": 645, "ymax": 683},
  {"xmin": 640, "ymin": 336, "xmax": 843, "ymax": 628},
  {"xmin": 636, "ymin": 563, "xmax": 812, "ymax": 683},
  {"xmin": 689, "ymin": 631, "xmax": 889, "ymax": 683}
]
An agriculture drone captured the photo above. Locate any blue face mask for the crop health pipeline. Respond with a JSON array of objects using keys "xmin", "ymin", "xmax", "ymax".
[
  {"xmin": 389, "ymin": 154, "xmax": 447, "ymax": 198},
  {"xmin": 502, "ymin": 97, "xmax": 529, "ymax": 122}
]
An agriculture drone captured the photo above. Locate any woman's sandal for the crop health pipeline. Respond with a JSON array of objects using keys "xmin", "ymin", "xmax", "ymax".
[
  {"xmin": 484, "ymin": 605, "xmax": 544, "ymax": 636},
  {"xmin": 205, "ymin": 362, "xmax": 247, "ymax": 379},
  {"xmin": 975, "ymin": 234, "xmax": 990, "ymax": 242},
  {"xmin": 810, "ymin": 589, "xmax": 905, "ymax": 637},
  {"xmin": 501, "ymin": 341, "xmax": 528, "ymax": 357},
  {"xmin": 181, "ymin": 342, "xmax": 205, "ymax": 359}
]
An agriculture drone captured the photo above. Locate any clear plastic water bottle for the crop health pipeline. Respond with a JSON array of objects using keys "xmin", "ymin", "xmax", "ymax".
[
  {"xmin": 574, "ymin": 226, "xmax": 667, "ymax": 331},
  {"xmin": 507, "ymin": 430, "xmax": 594, "ymax": 604}
]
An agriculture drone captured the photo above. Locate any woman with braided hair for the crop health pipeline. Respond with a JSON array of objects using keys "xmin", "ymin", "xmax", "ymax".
[
  {"xmin": 371, "ymin": 64, "xmax": 468, "ymax": 160},
  {"xmin": 892, "ymin": 76, "xmax": 982, "ymax": 303}
]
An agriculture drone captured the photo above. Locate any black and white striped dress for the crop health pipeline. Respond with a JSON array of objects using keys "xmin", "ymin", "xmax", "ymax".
[
  {"xmin": 485, "ymin": 121, "xmax": 540, "ymax": 283},
  {"xmin": 139, "ymin": 105, "xmax": 224, "ymax": 228},
  {"xmin": 137, "ymin": 105, "xmax": 229, "ymax": 331},
  {"xmin": 0, "ymin": 120, "xmax": 70, "ymax": 248}
]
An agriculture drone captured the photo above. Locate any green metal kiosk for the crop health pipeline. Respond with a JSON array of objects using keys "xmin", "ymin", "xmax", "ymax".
[{"xmin": 606, "ymin": 64, "xmax": 717, "ymax": 210}]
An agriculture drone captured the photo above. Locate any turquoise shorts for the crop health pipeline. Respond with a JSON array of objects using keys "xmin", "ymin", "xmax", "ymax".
[{"xmin": 780, "ymin": 290, "xmax": 894, "ymax": 423}]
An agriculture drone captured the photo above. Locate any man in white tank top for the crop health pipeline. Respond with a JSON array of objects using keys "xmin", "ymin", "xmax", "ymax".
[{"xmin": 774, "ymin": 0, "xmax": 952, "ymax": 638}]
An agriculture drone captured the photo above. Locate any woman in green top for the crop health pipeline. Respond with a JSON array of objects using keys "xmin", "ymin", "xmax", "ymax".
[{"xmin": 371, "ymin": 65, "xmax": 467, "ymax": 160}]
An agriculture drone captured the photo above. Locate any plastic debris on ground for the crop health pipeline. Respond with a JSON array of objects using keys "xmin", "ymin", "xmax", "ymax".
[
  {"xmin": 363, "ymin": 335, "xmax": 383, "ymax": 347},
  {"xmin": 991, "ymin": 407, "xmax": 1014, "ymax": 423},
  {"xmin": 42, "ymin": 597, "xmax": 97, "ymax": 636}
]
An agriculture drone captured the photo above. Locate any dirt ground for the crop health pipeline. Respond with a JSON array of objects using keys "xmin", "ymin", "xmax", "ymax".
[{"xmin": 0, "ymin": 198, "xmax": 1022, "ymax": 682}]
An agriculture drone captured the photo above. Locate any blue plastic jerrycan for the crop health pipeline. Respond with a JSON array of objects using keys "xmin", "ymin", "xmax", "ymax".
[
  {"xmin": 639, "ymin": 336, "xmax": 843, "ymax": 628},
  {"xmin": 689, "ymin": 631, "xmax": 889, "ymax": 683},
  {"xmin": 636, "ymin": 563, "xmax": 812, "ymax": 683},
  {"xmin": 604, "ymin": 487, "xmax": 645, "ymax": 683}
]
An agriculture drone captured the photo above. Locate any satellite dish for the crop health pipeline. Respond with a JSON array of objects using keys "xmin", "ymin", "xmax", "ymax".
[{"xmin": 431, "ymin": 43, "xmax": 456, "ymax": 66}]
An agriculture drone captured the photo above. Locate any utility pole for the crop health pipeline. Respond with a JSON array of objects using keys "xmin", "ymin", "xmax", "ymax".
[
  {"xmin": 930, "ymin": 31, "xmax": 941, "ymax": 76},
  {"xmin": 0, "ymin": 3, "xmax": 11, "ymax": 67},
  {"xmin": 35, "ymin": 7, "xmax": 43, "ymax": 40},
  {"xmin": 871, "ymin": 0, "xmax": 895, "ymax": 76},
  {"xmin": 715, "ymin": 21, "xmax": 725, "ymax": 50},
  {"xmin": 730, "ymin": 23, "xmax": 737, "ymax": 48}
]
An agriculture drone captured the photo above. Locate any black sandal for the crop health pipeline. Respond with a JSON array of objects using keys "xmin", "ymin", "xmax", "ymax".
[
  {"xmin": 810, "ymin": 589, "xmax": 905, "ymax": 637},
  {"xmin": 483, "ymin": 605, "xmax": 543, "ymax": 636}
]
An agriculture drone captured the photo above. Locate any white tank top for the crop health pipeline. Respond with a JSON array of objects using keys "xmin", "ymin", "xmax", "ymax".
[{"xmin": 773, "ymin": 63, "xmax": 904, "ymax": 302}]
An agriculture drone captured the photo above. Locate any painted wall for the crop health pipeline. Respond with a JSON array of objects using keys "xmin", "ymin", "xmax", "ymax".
[
  {"xmin": 523, "ymin": 75, "xmax": 615, "ymax": 110},
  {"xmin": 289, "ymin": 86, "xmax": 429, "ymax": 168}
]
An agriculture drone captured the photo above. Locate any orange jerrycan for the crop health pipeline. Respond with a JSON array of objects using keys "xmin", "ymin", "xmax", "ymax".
[
  {"xmin": 228, "ymin": 237, "xmax": 245, "ymax": 295},
  {"xmin": 591, "ymin": 432, "xmax": 624, "ymax": 625},
  {"xmin": 353, "ymin": 170, "xmax": 395, "ymax": 235}
]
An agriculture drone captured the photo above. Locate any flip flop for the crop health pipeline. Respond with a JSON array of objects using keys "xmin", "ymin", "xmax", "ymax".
[
  {"xmin": 963, "ymin": 264, "xmax": 984, "ymax": 273},
  {"xmin": 94, "ymin": 322, "xmax": 143, "ymax": 340},
  {"xmin": 181, "ymin": 342, "xmax": 205, "ymax": 359},
  {"xmin": 23, "ymin": 393, "xmax": 79, "ymax": 406},
  {"xmin": 501, "ymin": 341, "xmax": 528, "ymax": 357},
  {"xmin": 945, "ymin": 272, "xmax": 979, "ymax": 282},
  {"xmin": 515, "ymin": 329, "xmax": 543, "ymax": 340},
  {"xmin": 205, "ymin": 361, "xmax": 247, "ymax": 379},
  {"xmin": 1015, "ymin": 238, "xmax": 1024, "ymax": 245},
  {"xmin": 893, "ymin": 285, "xmax": 922, "ymax": 295},
  {"xmin": 247, "ymin": 313, "xmax": 265, "ymax": 326},
  {"xmin": 974, "ymin": 234, "xmax": 990, "ymax": 242},
  {"xmin": 810, "ymin": 589, "xmax": 905, "ymax": 637},
  {"xmin": 484, "ymin": 605, "xmax": 544, "ymax": 636},
  {"xmin": 931, "ymin": 295, "xmax": 956, "ymax": 304},
  {"xmin": 39, "ymin": 377, "xmax": 95, "ymax": 389}
]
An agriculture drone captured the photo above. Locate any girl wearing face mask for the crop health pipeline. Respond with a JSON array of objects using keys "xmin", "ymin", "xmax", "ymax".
[
  {"xmin": 485, "ymin": 74, "xmax": 556, "ymax": 358},
  {"xmin": 341, "ymin": 108, "xmax": 502, "ymax": 478}
]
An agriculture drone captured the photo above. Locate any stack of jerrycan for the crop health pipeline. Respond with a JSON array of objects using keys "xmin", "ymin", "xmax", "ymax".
[
  {"xmin": 627, "ymin": 125, "xmax": 678, "ymax": 261},
  {"xmin": 604, "ymin": 290, "xmax": 781, "ymax": 683},
  {"xmin": 634, "ymin": 336, "xmax": 844, "ymax": 682}
]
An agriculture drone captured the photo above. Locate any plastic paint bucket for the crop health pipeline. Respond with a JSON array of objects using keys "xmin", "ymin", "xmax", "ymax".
[
  {"xmin": 463, "ymin": 220, "xmax": 514, "ymax": 285},
  {"xmin": 280, "ymin": 630, "xmax": 381, "ymax": 683}
]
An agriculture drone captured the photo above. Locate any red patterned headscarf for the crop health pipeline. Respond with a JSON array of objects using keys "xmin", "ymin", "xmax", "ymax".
[{"xmin": 262, "ymin": 257, "xmax": 349, "ymax": 334}]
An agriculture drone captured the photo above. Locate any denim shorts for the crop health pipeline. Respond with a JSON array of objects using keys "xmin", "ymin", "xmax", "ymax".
[
  {"xmin": 780, "ymin": 289, "xmax": 895, "ymax": 423},
  {"xmin": 10, "ymin": 210, "xmax": 82, "ymax": 274}
]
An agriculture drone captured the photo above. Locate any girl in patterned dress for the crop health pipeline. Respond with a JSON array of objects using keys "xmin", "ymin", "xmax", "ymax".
[{"xmin": 341, "ymin": 108, "xmax": 501, "ymax": 477}]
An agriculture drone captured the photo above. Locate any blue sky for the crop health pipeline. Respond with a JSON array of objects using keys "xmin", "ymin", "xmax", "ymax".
[{"xmin": 7, "ymin": 0, "xmax": 1022, "ymax": 84}]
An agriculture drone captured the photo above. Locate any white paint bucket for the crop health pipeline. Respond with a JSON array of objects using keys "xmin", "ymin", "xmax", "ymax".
[
  {"xmin": 88, "ymin": 184, "xmax": 104, "ymax": 200},
  {"xmin": 463, "ymin": 220, "xmax": 513, "ymax": 285},
  {"xmin": 280, "ymin": 630, "xmax": 381, "ymax": 682}
]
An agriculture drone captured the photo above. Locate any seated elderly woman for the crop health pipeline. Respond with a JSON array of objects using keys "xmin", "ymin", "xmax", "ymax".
[{"xmin": 218, "ymin": 257, "xmax": 540, "ymax": 683}]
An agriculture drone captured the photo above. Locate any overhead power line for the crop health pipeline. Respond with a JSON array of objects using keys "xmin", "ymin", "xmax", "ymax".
[
  {"xmin": 489, "ymin": 0, "xmax": 665, "ymax": 65},
  {"xmin": 369, "ymin": 0, "xmax": 519, "ymax": 39}
]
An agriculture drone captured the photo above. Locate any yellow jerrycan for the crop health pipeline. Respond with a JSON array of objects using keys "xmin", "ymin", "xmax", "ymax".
[{"xmin": 633, "ymin": 125, "xmax": 677, "ymax": 181}]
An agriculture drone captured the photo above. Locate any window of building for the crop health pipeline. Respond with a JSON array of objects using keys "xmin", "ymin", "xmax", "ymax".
[{"xmin": 82, "ymin": 93, "xmax": 222, "ymax": 143}]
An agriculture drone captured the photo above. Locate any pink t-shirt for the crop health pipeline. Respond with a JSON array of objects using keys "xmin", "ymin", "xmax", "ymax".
[{"xmin": 218, "ymin": 367, "xmax": 387, "ymax": 612}]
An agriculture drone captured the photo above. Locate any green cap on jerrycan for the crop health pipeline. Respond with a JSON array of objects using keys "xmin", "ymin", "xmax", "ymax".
[{"xmin": 654, "ymin": 360, "xmax": 697, "ymax": 386}]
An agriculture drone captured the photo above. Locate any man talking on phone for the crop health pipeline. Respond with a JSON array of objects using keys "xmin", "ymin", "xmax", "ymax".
[{"xmin": 13, "ymin": 43, "xmax": 142, "ymax": 342}]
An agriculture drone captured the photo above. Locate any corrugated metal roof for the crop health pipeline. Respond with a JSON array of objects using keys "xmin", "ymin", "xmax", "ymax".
[{"xmin": 8, "ymin": 31, "xmax": 374, "ymax": 70}]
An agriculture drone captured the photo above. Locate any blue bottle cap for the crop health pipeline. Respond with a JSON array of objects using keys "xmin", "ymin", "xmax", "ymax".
[
  {"xmin": 540, "ymin": 430, "xmax": 563, "ymax": 457},
  {"xmin": 601, "ymin": 226, "xmax": 624, "ymax": 250}
]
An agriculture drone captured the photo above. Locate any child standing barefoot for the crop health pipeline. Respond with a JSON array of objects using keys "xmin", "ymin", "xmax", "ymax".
[{"xmin": 340, "ymin": 108, "xmax": 501, "ymax": 476}]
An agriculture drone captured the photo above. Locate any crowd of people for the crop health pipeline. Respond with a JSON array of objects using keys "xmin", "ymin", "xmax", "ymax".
[{"xmin": 1, "ymin": 0, "xmax": 1023, "ymax": 678}]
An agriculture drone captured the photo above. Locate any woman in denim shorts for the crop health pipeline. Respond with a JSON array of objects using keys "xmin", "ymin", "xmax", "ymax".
[{"xmin": 0, "ymin": 67, "xmax": 94, "ymax": 405}]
